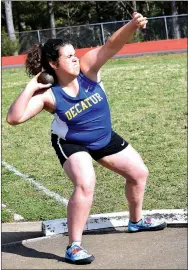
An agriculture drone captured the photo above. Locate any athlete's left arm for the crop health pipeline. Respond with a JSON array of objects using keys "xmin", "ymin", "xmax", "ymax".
[{"xmin": 80, "ymin": 12, "xmax": 147, "ymax": 81}]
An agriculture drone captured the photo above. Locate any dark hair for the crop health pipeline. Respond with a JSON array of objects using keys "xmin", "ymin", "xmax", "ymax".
[{"xmin": 25, "ymin": 39, "xmax": 69, "ymax": 78}]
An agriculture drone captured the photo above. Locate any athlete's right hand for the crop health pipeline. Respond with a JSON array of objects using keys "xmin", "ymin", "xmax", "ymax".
[
  {"xmin": 25, "ymin": 73, "xmax": 52, "ymax": 93},
  {"xmin": 131, "ymin": 12, "xmax": 148, "ymax": 29}
]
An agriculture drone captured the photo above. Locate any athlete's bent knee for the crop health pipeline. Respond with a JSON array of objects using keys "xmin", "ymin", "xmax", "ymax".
[
  {"xmin": 140, "ymin": 165, "xmax": 149, "ymax": 181},
  {"xmin": 127, "ymin": 164, "xmax": 149, "ymax": 184},
  {"xmin": 76, "ymin": 178, "xmax": 96, "ymax": 198}
]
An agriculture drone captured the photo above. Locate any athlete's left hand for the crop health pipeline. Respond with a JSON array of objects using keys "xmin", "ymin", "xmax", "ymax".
[{"xmin": 131, "ymin": 12, "xmax": 148, "ymax": 29}]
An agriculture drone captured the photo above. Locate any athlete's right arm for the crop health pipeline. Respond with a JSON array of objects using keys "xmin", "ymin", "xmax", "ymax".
[{"xmin": 6, "ymin": 74, "xmax": 52, "ymax": 125}]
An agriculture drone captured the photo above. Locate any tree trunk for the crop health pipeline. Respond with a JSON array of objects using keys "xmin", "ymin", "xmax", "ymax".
[
  {"xmin": 132, "ymin": 1, "xmax": 137, "ymax": 11},
  {"xmin": 95, "ymin": 2, "xmax": 101, "ymax": 22},
  {"xmin": 4, "ymin": 0, "xmax": 16, "ymax": 40},
  {"xmin": 47, "ymin": 1, "xmax": 56, "ymax": 39},
  {"xmin": 146, "ymin": 1, "xmax": 150, "ymax": 12},
  {"xmin": 171, "ymin": 1, "xmax": 180, "ymax": 39}
]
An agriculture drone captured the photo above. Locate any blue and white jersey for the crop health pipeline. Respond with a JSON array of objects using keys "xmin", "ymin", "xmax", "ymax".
[{"xmin": 50, "ymin": 71, "xmax": 112, "ymax": 150}]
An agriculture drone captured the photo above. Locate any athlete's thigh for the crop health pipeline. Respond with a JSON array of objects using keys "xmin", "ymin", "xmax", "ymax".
[
  {"xmin": 97, "ymin": 144, "xmax": 147, "ymax": 180},
  {"xmin": 51, "ymin": 133, "xmax": 95, "ymax": 186},
  {"xmin": 63, "ymin": 152, "xmax": 96, "ymax": 187}
]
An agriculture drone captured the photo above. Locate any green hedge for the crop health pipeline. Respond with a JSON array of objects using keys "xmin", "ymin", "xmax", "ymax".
[{"xmin": 2, "ymin": 31, "xmax": 20, "ymax": 56}]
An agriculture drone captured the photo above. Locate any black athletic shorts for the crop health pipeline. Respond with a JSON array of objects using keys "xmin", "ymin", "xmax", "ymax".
[{"xmin": 51, "ymin": 130, "xmax": 129, "ymax": 167}]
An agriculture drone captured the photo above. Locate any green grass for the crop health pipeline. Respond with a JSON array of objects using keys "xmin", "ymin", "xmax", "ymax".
[
  {"xmin": 2, "ymin": 53, "xmax": 187, "ymax": 223},
  {"xmin": 2, "ymin": 208, "xmax": 13, "ymax": 223}
]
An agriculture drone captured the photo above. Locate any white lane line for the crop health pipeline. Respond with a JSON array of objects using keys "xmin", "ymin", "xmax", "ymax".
[{"xmin": 2, "ymin": 161, "xmax": 69, "ymax": 206}]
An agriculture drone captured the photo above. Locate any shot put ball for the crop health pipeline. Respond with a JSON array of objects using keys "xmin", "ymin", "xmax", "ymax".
[{"xmin": 38, "ymin": 72, "xmax": 54, "ymax": 85}]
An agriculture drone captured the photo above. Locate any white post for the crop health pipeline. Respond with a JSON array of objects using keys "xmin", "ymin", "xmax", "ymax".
[
  {"xmin": 37, "ymin": 30, "xmax": 41, "ymax": 43},
  {"xmin": 100, "ymin": 23, "xmax": 105, "ymax": 45},
  {"xmin": 164, "ymin": 16, "xmax": 169, "ymax": 40}
]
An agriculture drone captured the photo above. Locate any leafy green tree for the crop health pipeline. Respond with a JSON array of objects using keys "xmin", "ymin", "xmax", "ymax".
[
  {"xmin": 1, "ymin": 1, "xmax": 187, "ymax": 33},
  {"xmin": 2, "ymin": 28, "xmax": 20, "ymax": 56}
]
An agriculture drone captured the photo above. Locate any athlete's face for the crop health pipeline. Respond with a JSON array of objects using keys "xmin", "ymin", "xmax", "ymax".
[{"xmin": 57, "ymin": 44, "xmax": 80, "ymax": 76}]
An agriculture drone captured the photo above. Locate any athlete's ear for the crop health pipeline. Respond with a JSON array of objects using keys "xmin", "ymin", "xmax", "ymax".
[{"xmin": 49, "ymin": 61, "xmax": 58, "ymax": 70}]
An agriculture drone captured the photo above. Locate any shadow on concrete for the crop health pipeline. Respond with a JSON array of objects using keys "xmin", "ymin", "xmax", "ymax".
[
  {"xmin": 2, "ymin": 242, "xmax": 65, "ymax": 263},
  {"xmin": 2, "ymin": 224, "xmax": 186, "ymax": 246},
  {"xmin": 1, "ymin": 231, "xmax": 43, "ymax": 245}
]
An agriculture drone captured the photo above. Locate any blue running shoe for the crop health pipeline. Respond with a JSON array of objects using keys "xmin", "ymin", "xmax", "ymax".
[
  {"xmin": 128, "ymin": 216, "xmax": 167, "ymax": 232},
  {"xmin": 65, "ymin": 242, "xmax": 95, "ymax": 264}
]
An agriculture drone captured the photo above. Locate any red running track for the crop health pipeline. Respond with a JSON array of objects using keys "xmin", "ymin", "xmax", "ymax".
[{"xmin": 2, "ymin": 38, "xmax": 187, "ymax": 67}]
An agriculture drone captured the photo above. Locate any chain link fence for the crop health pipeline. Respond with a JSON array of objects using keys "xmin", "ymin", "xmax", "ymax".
[{"xmin": 2, "ymin": 14, "xmax": 188, "ymax": 55}]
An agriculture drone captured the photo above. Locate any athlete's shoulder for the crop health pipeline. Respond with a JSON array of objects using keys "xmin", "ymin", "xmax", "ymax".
[
  {"xmin": 79, "ymin": 69, "xmax": 101, "ymax": 84},
  {"xmin": 42, "ymin": 88, "xmax": 56, "ymax": 113}
]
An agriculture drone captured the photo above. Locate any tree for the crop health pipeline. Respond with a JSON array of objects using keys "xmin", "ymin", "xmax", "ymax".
[
  {"xmin": 4, "ymin": 0, "xmax": 16, "ymax": 41},
  {"xmin": 132, "ymin": 1, "xmax": 137, "ymax": 11},
  {"xmin": 47, "ymin": 1, "xmax": 56, "ymax": 38},
  {"xmin": 171, "ymin": 1, "xmax": 180, "ymax": 39},
  {"xmin": 4, "ymin": 0, "xmax": 19, "ymax": 55}
]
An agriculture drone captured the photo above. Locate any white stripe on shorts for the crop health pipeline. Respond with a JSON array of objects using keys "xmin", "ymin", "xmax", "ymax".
[{"xmin": 57, "ymin": 137, "xmax": 68, "ymax": 160}]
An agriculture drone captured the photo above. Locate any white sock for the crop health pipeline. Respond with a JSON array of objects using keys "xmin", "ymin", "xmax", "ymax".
[{"xmin": 71, "ymin": 241, "xmax": 81, "ymax": 247}]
